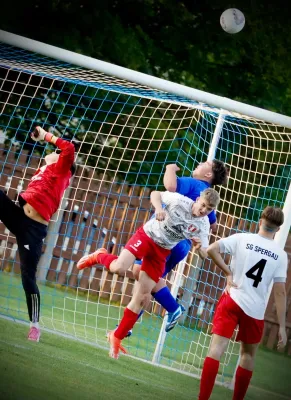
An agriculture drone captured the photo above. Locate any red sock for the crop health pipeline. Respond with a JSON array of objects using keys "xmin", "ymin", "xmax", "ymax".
[
  {"xmin": 114, "ymin": 308, "xmax": 139, "ymax": 340},
  {"xmin": 198, "ymin": 357, "xmax": 220, "ymax": 400},
  {"xmin": 98, "ymin": 254, "xmax": 117, "ymax": 270},
  {"xmin": 233, "ymin": 366, "xmax": 253, "ymax": 400}
]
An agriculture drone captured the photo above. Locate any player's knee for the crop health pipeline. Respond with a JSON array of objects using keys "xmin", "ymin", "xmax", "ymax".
[
  {"xmin": 21, "ymin": 267, "xmax": 35, "ymax": 282},
  {"xmin": 240, "ymin": 352, "xmax": 254, "ymax": 364},
  {"xmin": 176, "ymin": 240, "xmax": 191, "ymax": 256},
  {"xmin": 240, "ymin": 352, "xmax": 255, "ymax": 370},
  {"xmin": 166, "ymin": 240, "xmax": 191, "ymax": 271},
  {"xmin": 208, "ymin": 345, "xmax": 224, "ymax": 360},
  {"xmin": 132, "ymin": 263, "xmax": 141, "ymax": 280},
  {"xmin": 21, "ymin": 272, "xmax": 37, "ymax": 293},
  {"xmin": 111, "ymin": 260, "xmax": 126, "ymax": 274}
]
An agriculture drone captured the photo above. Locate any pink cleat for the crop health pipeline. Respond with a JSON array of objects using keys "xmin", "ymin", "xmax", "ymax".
[
  {"xmin": 28, "ymin": 327, "xmax": 41, "ymax": 342},
  {"xmin": 77, "ymin": 248, "xmax": 108, "ymax": 270}
]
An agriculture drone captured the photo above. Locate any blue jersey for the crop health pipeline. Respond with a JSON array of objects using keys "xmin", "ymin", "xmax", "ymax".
[{"xmin": 176, "ymin": 177, "xmax": 216, "ymax": 225}]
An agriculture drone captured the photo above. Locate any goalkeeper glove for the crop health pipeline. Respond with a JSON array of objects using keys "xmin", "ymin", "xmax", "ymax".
[{"xmin": 31, "ymin": 126, "xmax": 54, "ymax": 142}]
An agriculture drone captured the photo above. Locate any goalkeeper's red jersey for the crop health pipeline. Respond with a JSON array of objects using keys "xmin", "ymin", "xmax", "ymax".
[{"xmin": 20, "ymin": 138, "xmax": 75, "ymax": 222}]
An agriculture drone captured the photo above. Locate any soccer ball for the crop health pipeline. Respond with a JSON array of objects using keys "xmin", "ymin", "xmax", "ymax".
[{"xmin": 220, "ymin": 8, "xmax": 245, "ymax": 34}]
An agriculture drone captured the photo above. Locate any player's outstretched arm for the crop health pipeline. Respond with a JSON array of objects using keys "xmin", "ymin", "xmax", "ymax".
[
  {"xmin": 163, "ymin": 164, "xmax": 180, "ymax": 192},
  {"xmin": 150, "ymin": 191, "xmax": 166, "ymax": 221},
  {"xmin": 31, "ymin": 126, "xmax": 75, "ymax": 174},
  {"xmin": 273, "ymin": 282, "xmax": 287, "ymax": 349},
  {"xmin": 207, "ymin": 241, "xmax": 237, "ymax": 293}
]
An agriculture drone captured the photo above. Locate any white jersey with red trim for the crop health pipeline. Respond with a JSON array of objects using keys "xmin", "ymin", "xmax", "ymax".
[
  {"xmin": 143, "ymin": 191, "xmax": 210, "ymax": 250},
  {"xmin": 219, "ymin": 233, "xmax": 288, "ymax": 319}
]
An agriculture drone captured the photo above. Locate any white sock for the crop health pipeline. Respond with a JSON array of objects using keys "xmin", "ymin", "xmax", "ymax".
[{"xmin": 30, "ymin": 322, "xmax": 40, "ymax": 329}]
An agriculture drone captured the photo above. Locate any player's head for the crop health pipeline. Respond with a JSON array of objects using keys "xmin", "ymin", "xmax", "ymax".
[
  {"xmin": 44, "ymin": 149, "xmax": 76, "ymax": 175},
  {"xmin": 192, "ymin": 188, "xmax": 220, "ymax": 217},
  {"xmin": 192, "ymin": 159, "xmax": 228, "ymax": 186},
  {"xmin": 260, "ymin": 206, "xmax": 284, "ymax": 234}
]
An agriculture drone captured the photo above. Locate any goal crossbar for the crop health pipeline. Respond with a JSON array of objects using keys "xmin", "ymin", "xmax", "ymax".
[{"xmin": 1, "ymin": 29, "xmax": 291, "ymax": 128}]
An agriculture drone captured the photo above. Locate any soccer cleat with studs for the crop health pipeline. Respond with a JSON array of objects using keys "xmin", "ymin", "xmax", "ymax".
[
  {"xmin": 107, "ymin": 330, "xmax": 127, "ymax": 359},
  {"xmin": 165, "ymin": 305, "xmax": 185, "ymax": 333},
  {"xmin": 28, "ymin": 327, "xmax": 41, "ymax": 342},
  {"xmin": 77, "ymin": 248, "xmax": 107, "ymax": 270}
]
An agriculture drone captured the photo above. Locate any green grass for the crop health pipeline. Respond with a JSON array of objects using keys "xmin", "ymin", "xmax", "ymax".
[
  {"xmin": 1, "ymin": 271, "xmax": 291, "ymax": 400},
  {"xmin": 0, "ymin": 270, "xmax": 240, "ymax": 382},
  {"xmin": 0, "ymin": 319, "xmax": 291, "ymax": 400}
]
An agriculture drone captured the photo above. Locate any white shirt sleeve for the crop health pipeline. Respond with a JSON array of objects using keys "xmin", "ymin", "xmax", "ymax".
[
  {"xmin": 273, "ymin": 251, "xmax": 288, "ymax": 281},
  {"xmin": 218, "ymin": 233, "xmax": 242, "ymax": 255},
  {"xmin": 200, "ymin": 232, "xmax": 209, "ymax": 248},
  {"xmin": 198, "ymin": 217, "xmax": 210, "ymax": 248}
]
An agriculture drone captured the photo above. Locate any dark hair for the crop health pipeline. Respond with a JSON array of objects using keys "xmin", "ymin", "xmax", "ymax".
[
  {"xmin": 211, "ymin": 160, "xmax": 229, "ymax": 186},
  {"xmin": 261, "ymin": 206, "xmax": 284, "ymax": 228}
]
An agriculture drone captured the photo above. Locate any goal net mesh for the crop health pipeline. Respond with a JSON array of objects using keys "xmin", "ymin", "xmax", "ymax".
[{"xmin": 0, "ymin": 41, "xmax": 290, "ymax": 385}]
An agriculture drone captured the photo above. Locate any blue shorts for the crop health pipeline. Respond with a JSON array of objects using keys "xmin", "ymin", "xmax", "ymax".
[{"xmin": 134, "ymin": 239, "xmax": 191, "ymax": 278}]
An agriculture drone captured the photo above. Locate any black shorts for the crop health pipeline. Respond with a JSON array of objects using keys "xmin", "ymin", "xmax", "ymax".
[{"xmin": 0, "ymin": 190, "xmax": 47, "ymax": 272}]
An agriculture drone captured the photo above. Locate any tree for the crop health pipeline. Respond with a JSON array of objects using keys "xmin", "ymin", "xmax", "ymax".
[
  {"xmin": 1, "ymin": 0, "xmax": 291, "ymax": 114},
  {"xmin": 0, "ymin": 0, "xmax": 290, "ymax": 220}
]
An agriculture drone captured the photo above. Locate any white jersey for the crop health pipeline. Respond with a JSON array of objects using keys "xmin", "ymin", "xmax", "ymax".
[
  {"xmin": 219, "ymin": 233, "xmax": 288, "ymax": 320},
  {"xmin": 143, "ymin": 191, "xmax": 210, "ymax": 250}
]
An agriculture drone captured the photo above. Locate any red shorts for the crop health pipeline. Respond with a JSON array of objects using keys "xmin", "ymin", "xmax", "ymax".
[
  {"xmin": 125, "ymin": 227, "xmax": 171, "ymax": 283},
  {"xmin": 212, "ymin": 293, "xmax": 264, "ymax": 344}
]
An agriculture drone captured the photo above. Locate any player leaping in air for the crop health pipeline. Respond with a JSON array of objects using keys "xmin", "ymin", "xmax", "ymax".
[
  {"xmin": 0, "ymin": 127, "xmax": 75, "ymax": 342},
  {"xmin": 131, "ymin": 161, "xmax": 228, "ymax": 333},
  {"xmin": 77, "ymin": 188, "xmax": 220, "ymax": 359},
  {"xmin": 198, "ymin": 206, "xmax": 288, "ymax": 400},
  {"xmin": 78, "ymin": 160, "xmax": 228, "ymax": 335}
]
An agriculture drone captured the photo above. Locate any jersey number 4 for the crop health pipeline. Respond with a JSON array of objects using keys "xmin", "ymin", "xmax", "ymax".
[{"xmin": 245, "ymin": 259, "xmax": 267, "ymax": 288}]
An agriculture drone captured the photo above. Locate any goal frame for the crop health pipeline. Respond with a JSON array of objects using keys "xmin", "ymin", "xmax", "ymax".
[{"xmin": 1, "ymin": 29, "xmax": 291, "ymax": 387}]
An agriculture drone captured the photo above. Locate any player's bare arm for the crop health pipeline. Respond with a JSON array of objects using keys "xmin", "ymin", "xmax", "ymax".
[
  {"xmin": 210, "ymin": 222, "xmax": 218, "ymax": 234},
  {"xmin": 207, "ymin": 241, "xmax": 237, "ymax": 292},
  {"xmin": 273, "ymin": 282, "xmax": 287, "ymax": 349},
  {"xmin": 163, "ymin": 164, "xmax": 180, "ymax": 192},
  {"xmin": 192, "ymin": 237, "xmax": 207, "ymax": 260},
  {"xmin": 23, "ymin": 128, "xmax": 61, "ymax": 225},
  {"xmin": 150, "ymin": 191, "xmax": 166, "ymax": 220}
]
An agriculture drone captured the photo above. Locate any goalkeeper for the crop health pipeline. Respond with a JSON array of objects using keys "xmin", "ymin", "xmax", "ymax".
[
  {"xmin": 77, "ymin": 188, "xmax": 220, "ymax": 358},
  {"xmin": 132, "ymin": 160, "xmax": 228, "ymax": 332},
  {"xmin": 0, "ymin": 127, "xmax": 75, "ymax": 342}
]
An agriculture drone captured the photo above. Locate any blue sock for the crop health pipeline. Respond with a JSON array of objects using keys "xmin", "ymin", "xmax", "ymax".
[
  {"xmin": 134, "ymin": 309, "xmax": 144, "ymax": 322},
  {"xmin": 153, "ymin": 286, "xmax": 179, "ymax": 313}
]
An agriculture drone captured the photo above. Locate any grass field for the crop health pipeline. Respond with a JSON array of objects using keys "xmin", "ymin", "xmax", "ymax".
[
  {"xmin": 0, "ymin": 318, "xmax": 291, "ymax": 400},
  {"xmin": 1, "ymin": 270, "xmax": 291, "ymax": 400},
  {"xmin": 0, "ymin": 270, "xmax": 240, "ymax": 382}
]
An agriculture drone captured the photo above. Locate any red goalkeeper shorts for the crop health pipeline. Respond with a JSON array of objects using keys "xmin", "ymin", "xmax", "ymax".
[
  {"xmin": 212, "ymin": 293, "xmax": 264, "ymax": 344},
  {"xmin": 125, "ymin": 227, "xmax": 171, "ymax": 283}
]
